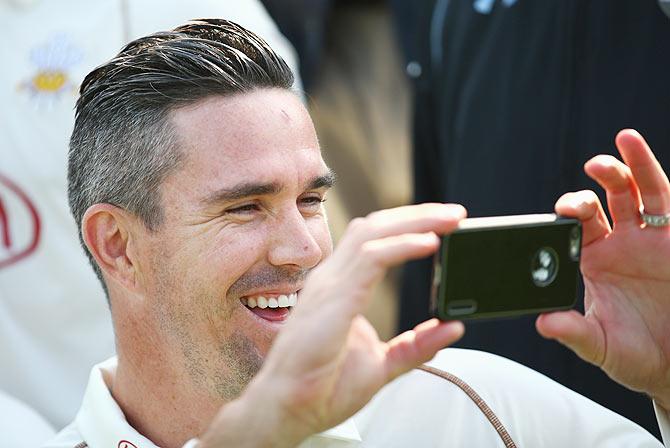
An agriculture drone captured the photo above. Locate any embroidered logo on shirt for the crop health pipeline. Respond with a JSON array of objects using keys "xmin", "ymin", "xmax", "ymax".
[
  {"xmin": 0, "ymin": 173, "xmax": 41, "ymax": 269},
  {"xmin": 118, "ymin": 441, "xmax": 138, "ymax": 448},
  {"xmin": 473, "ymin": 0, "xmax": 518, "ymax": 14},
  {"xmin": 17, "ymin": 33, "xmax": 83, "ymax": 108}
]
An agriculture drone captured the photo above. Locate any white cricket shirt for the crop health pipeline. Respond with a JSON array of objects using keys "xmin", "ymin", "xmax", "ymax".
[{"xmin": 44, "ymin": 349, "xmax": 667, "ymax": 447}]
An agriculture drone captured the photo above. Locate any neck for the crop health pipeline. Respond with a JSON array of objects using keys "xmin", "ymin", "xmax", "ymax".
[{"xmin": 112, "ymin": 325, "xmax": 223, "ymax": 448}]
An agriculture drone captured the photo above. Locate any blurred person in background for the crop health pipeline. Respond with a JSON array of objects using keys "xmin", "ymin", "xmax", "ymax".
[
  {"xmin": 391, "ymin": 0, "xmax": 670, "ymax": 439},
  {"xmin": 0, "ymin": 0, "xmax": 299, "ymax": 436},
  {"xmin": 262, "ymin": 0, "xmax": 413, "ymax": 341},
  {"xmin": 260, "ymin": 0, "xmax": 332, "ymax": 92},
  {"xmin": 0, "ymin": 389, "xmax": 54, "ymax": 448}
]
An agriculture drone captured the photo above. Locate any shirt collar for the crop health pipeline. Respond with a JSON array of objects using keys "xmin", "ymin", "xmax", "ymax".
[
  {"xmin": 76, "ymin": 357, "xmax": 157, "ymax": 448},
  {"xmin": 316, "ymin": 418, "xmax": 362, "ymax": 443},
  {"xmin": 655, "ymin": 401, "xmax": 670, "ymax": 446},
  {"xmin": 76, "ymin": 357, "xmax": 361, "ymax": 448}
]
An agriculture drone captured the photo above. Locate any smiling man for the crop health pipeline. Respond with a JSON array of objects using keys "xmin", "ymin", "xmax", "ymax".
[
  {"xmin": 45, "ymin": 19, "xmax": 670, "ymax": 448},
  {"xmin": 60, "ymin": 21, "xmax": 335, "ymax": 444},
  {"xmin": 114, "ymin": 90, "xmax": 335, "ymax": 409}
]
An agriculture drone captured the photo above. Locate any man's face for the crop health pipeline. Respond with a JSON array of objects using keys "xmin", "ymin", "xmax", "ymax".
[{"xmin": 134, "ymin": 89, "xmax": 333, "ymax": 399}]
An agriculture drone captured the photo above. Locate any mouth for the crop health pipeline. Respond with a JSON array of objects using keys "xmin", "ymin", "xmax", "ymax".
[{"xmin": 240, "ymin": 292, "xmax": 298, "ymax": 323}]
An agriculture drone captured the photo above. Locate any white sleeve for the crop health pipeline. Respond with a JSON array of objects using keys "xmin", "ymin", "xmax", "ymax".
[{"xmin": 655, "ymin": 402, "xmax": 670, "ymax": 446}]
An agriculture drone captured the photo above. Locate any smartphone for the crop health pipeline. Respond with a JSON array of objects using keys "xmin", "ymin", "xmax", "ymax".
[{"xmin": 431, "ymin": 214, "xmax": 581, "ymax": 320}]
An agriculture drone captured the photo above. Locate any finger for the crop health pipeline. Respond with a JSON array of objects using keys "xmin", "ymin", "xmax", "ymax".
[
  {"xmin": 343, "ymin": 203, "xmax": 466, "ymax": 248},
  {"xmin": 584, "ymin": 155, "xmax": 642, "ymax": 226},
  {"xmin": 341, "ymin": 232, "xmax": 442, "ymax": 304},
  {"xmin": 302, "ymin": 232, "xmax": 442, "ymax": 318},
  {"xmin": 555, "ymin": 190, "xmax": 611, "ymax": 246},
  {"xmin": 384, "ymin": 319, "xmax": 465, "ymax": 381},
  {"xmin": 615, "ymin": 129, "xmax": 670, "ymax": 214},
  {"xmin": 359, "ymin": 232, "xmax": 441, "ymax": 269},
  {"xmin": 536, "ymin": 311, "xmax": 606, "ymax": 367}
]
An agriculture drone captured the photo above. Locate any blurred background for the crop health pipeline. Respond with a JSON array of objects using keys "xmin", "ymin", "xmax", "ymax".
[{"xmin": 262, "ymin": 0, "xmax": 669, "ymax": 440}]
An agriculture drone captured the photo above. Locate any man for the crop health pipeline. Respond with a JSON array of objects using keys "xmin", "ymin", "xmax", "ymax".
[{"xmin": 46, "ymin": 19, "xmax": 668, "ymax": 447}]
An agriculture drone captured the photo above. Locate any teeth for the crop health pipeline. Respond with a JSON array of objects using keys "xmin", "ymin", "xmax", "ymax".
[{"xmin": 243, "ymin": 292, "xmax": 299, "ymax": 309}]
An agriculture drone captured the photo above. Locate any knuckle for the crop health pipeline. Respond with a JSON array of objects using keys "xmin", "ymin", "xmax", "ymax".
[
  {"xmin": 582, "ymin": 190, "xmax": 600, "ymax": 204},
  {"xmin": 364, "ymin": 210, "xmax": 385, "ymax": 228},
  {"xmin": 359, "ymin": 240, "xmax": 383, "ymax": 267},
  {"xmin": 346, "ymin": 217, "xmax": 367, "ymax": 234},
  {"xmin": 365, "ymin": 209, "xmax": 382, "ymax": 220},
  {"xmin": 571, "ymin": 189, "xmax": 597, "ymax": 204},
  {"xmin": 344, "ymin": 215, "xmax": 383, "ymax": 245}
]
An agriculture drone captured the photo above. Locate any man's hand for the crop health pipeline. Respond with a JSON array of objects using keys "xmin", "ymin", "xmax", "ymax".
[
  {"xmin": 200, "ymin": 203, "xmax": 466, "ymax": 447},
  {"xmin": 537, "ymin": 129, "xmax": 670, "ymax": 410}
]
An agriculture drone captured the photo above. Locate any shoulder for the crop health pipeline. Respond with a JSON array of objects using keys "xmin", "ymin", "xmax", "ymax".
[
  {"xmin": 378, "ymin": 348, "xmax": 570, "ymax": 405},
  {"xmin": 422, "ymin": 347, "xmax": 568, "ymax": 395},
  {"xmin": 417, "ymin": 348, "xmax": 650, "ymax": 429},
  {"xmin": 0, "ymin": 390, "xmax": 55, "ymax": 448},
  {"xmin": 352, "ymin": 349, "xmax": 526, "ymax": 446},
  {"xmin": 354, "ymin": 348, "xmax": 661, "ymax": 447}
]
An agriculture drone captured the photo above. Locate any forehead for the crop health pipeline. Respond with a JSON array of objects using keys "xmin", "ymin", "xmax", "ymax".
[{"xmin": 169, "ymin": 89, "xmax": 326, "ymax": 192}]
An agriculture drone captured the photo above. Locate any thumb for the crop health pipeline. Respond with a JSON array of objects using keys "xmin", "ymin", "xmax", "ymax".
[
  {"xmin": 536, "ymin": 311, "xmax": 606, "ymax": 367},
  {"xmin": 384, "ymin": 319, "xmax": 465, "ymax": 381}
]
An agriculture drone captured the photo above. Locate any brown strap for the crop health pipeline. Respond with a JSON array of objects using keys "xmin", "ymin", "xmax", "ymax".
[
  {"xmin": 70, "ymin": 367, "xmax": 515, "ymax": 448},
  {"xmin": 418, "ymin": 364, "xmax": 517, "ymax": 448}
]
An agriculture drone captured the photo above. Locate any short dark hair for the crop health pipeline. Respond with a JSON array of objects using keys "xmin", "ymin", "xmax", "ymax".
[{"xmin": 68, "ymin": 19, "xmax": 295, "ymax": 293}]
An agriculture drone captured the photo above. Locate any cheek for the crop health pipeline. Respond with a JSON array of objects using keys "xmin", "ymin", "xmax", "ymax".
[
  {"xmin": 150, "ymin": 233, "xmax": 267, "ymax": 331},
  {"xmin": 197, "ymin": 231, "xmax": 268, "ymax": 288},
  {"xmin": 146, "ymin": 228, "xmax": 267, "ymax": 303}
]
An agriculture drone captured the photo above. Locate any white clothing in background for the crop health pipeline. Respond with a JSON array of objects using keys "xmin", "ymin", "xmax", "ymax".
[
  {"xmin": 0, "ymin": 389, "xmax": 54, "ymax": 448},
  {"xmin": 0, "ymin": 0, "xmax": 300, "ymax": 429}
]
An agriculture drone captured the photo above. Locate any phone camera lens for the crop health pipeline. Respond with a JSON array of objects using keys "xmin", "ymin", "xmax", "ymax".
[{"xmin": 531, "ymin": 247, "xmax": 559, "ymax": 287}]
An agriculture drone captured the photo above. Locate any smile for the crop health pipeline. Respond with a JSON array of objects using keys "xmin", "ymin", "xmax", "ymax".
[
  {"xmin": 241, "ymin": 292, "xmax": 298, "ymax": 309},
  {"xmin": 240, "ymin": 292, "xmax": 298, "ymax": 323}
]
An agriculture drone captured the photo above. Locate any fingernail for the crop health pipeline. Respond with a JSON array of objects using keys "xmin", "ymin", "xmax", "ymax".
[{"xmin": 421, "ymin": 232, "xmax": 440, "ymax": 245}]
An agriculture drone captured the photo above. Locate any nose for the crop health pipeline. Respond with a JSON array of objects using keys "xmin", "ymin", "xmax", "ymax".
[{"xmin": 267, "ymin": 207, "xmax": 323, "ymax": 269}]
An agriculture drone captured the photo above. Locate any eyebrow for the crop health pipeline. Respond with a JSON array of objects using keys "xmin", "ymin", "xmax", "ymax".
[{"xmin": 201, "ymin": 169, "xmax": 337, "ymax": 206}]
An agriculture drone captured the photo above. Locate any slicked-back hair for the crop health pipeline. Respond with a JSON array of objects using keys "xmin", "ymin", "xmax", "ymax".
[{"xmin": 68, "ymin": 19, "xmax": 295, "ymax": 294}]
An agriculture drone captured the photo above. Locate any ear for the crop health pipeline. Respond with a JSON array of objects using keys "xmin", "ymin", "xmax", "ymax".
[{"xmin": 82, "ymin": 204, "xmax": 140, "ymax": 292}]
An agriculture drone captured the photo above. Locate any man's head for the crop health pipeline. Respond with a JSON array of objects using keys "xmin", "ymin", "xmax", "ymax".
[
  {"xmin": 69, "ymin": 19, "xmax": 295, "ymax": 288},
  {"xmin": 69, "ymin": 19, "xmax": 334, "ymax": 401}
]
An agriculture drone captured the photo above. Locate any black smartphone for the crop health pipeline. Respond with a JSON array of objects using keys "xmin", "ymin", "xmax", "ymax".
[{"xmin": 431, "ymin": 214, "xmax": 581, "ymax": 320}]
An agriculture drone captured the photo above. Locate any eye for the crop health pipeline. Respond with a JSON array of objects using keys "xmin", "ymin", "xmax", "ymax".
[
  {"xmin": 225, "ymin": 203, "xmax": 261, "ymax": 215},
  {"xmin": 299, "ymin": 195, "xmax": 326, "ymax": 211}
]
